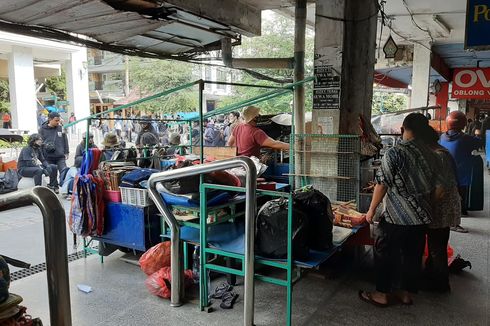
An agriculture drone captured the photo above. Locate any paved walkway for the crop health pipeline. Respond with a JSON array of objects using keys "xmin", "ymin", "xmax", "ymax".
[{"xmin": 2, "ymin": 162, "xmax": 489, "ymax": 325}]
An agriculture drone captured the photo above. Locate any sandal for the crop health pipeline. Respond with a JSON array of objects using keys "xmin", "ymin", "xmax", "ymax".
[
  {"xmin": 220, "ymin": 291, "xmax": 239, "ymax": 309},
  {"xmin": 358, "ymin": 290, "xmax": 390, "ymax": 308},
  {"xmin": 209, "ymin": 282, "xmax": 233, "ymax": 299}
]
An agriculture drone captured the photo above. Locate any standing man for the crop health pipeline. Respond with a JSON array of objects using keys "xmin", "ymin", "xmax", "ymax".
[
  {"xmin": 203, "ymin": 120, "xmax": 217, "ymax": 147},
  {"xmin": 439, "ymin": 111, "xmax": 482, "ymax": 230},
  {"xmin": 39, "ymin": 112, "xmax": 69, "ymax": 173},
  {"xmin": 68, "ymin": 112, "xmax": 77, "ymax": 134},
  {"xmin": 224, "ymin": 111, "xmax": 240, "ymax": 144},
  {"xmin": 135, "ymin": 116, "xmax": 158, "ymax": 147}
]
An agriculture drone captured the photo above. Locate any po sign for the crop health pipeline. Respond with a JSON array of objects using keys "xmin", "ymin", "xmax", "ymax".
[{"xmin": 452, "ymin": 68, "xmax": 490, "ymax": 99}]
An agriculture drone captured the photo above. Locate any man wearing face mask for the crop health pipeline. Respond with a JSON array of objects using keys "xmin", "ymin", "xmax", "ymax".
[
  {"xmin": 17, "ymin": 133, "xmax": 59, "ymax": 192},
  {"xmin": 38, "ymin": 112, "xmax": 69, "ymax": 173}
]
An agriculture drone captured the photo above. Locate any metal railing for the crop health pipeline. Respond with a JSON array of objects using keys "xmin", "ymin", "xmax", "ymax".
[
  {"xmin": 0, "ymin": 187, "xmax": 72, "ymax": 326},
  {"xmin": 148, "ymin": 157, "xmax": 257, "ymax": 326}
]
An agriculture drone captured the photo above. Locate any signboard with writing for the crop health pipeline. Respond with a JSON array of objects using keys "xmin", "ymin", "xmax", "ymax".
[
  {"xmin": 451, "ymin": 68, "xmax": 490, "ymax": 99},
  {"xmin": 314, "ymin": 65, "xmax": 341, "ymax": 88},
  {"xmin": 465, "ymin": 0, "xmax": 490, "ymax": 49},
  {"xmin": 313, "ymin": 88, "xmax": 341, "ymax": 109}
]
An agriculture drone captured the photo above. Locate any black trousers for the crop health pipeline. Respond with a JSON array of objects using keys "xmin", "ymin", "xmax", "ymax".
[
  {"xmin": 374, "ymin": 220, "xmax": 426, "ymax": 294},
  {"xmin": 425, "ymin": 227, "xmax": 450, "ymax": 291},
  {"xmin": 46, "ymin": 157, "xmax": 67, "ymax": 173},
  {"xmin": 18, "ymin": 165, "xmax": 58, "ymax": 187},
  {"xmin": 458, "ymin": 186, "xmax": 468, "ymax": 214}
]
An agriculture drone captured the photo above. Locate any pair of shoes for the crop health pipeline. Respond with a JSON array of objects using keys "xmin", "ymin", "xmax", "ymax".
[
  {"xmin": 209, "ymin": 282, "xmax": 239, "ymax": 309},
  {"xmin": 209, "ymin": 282, "xmax": 233, "ymax": 299},
  {"xmin": 450, "ymin": 225, "xmax": 468, "ymax": 233},
  {"xmin": 358, "ymin": 290, "xmax": 390, "ymax": 308}
]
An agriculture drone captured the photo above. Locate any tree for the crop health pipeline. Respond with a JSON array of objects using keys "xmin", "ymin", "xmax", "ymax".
[
  {"xmin": 0, "ymin": 80, "xmax": 9, "ymax": 113},
  {"xmin": 45, "ymin": 71, "xmax": 67, "ymax": 100},
  {"xmin": 371, "ymin": 91, "xmax": 408, "ymax": 115},
  {"xmin": 129, "ymin": 57, "xmax": 199, "ymax": 114},
  {"xmin": 215, "ymin": 11, "xmax": 315, "ymax": 115}
]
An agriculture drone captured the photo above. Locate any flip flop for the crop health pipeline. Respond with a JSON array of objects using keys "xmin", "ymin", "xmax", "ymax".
[
  {"xmin": 220, "ymin": 291, "xmax": 239, "ymax": 309},
  {"xmin": 358, "ymin": 290, "xmax": 389, "ymax": 308},
  {"xmin": 209, "ymin": 282, "xmax": 233, "ymax": 300}
]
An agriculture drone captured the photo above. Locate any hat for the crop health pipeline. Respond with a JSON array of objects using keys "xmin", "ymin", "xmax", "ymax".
[
  {"xmin": 446, "ymin": 111, "xmax": 467, "ymax": 131},
  {"xmin": 102, "ymin": 133, "xmax": 120, "ymax": 147},
  {"xmin": 169, "ymin": 133, "xmax": 181, "ymax": 145},
  {"xmin": 140, "ymin": 116, "xmax": 151, "ymax": 125},
  {"xmin": 243, "ymin": 106, "xmax": 260, "ymax": 123}
]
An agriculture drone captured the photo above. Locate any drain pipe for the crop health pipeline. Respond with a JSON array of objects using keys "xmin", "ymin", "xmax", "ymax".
[
  {"xmin": 221, "ymin": 38, "xmax": 294, "ymax": 69},
  {"xmin": 294, "ymin": 0, "xmax": 307, "ymax": 187},
  {"xmin": 0, "ymin": 187, "xmax": 72, "ymax": 326}
]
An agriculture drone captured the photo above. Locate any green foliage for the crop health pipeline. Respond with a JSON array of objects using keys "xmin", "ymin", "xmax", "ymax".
[
  {"xmin": 216, "ymin": 12, "xmax": 315, "ymax": 115},
  {"xmin": 0, "ymin": 80, "xmax": 10, "ymax": 113},
  {"xmin": 129, "ymin": 58, "xmax": 198, "ymax": 113},
  {"xmin": 45, "ymin": 71, "xmax": 67, "ymax": 100},
  {"xmin": 371, "ymin": 91, "xmax": 408, "ymax": 115},
  {"xmin": 0, "ymin": 136, "xmax": 28, "ymax": 148}
]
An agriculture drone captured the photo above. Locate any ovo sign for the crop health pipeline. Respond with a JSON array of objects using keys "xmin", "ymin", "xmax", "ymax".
[{"xmin": 452, "ymin": 68, "xmax": 490, "ymax": 99}]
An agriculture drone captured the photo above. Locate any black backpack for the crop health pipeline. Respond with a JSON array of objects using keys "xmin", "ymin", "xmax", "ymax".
[{"xmin": 0, "ymin": 169, "xmax": 19, "ymax": 194}]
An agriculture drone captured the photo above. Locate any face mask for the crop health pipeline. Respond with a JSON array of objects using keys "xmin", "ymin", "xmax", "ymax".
[{"xmin": 32, "ymin": 142, "xmax": 41, "ymax": 148}]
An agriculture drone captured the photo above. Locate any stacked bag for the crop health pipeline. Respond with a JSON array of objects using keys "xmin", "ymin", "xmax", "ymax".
[{"xmin": 255, "ymin": 186, "xmax": 334, "ymax": 260}]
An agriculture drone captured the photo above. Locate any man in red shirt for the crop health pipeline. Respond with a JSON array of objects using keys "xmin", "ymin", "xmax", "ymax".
[{"xmin": 227, "ymin": 106, "xmax": 289, "ymax": 157}]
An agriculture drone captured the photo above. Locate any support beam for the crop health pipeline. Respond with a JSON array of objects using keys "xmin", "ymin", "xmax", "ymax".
[
  {"xmin": 374, "ymin": 72, "xmax": 409, "ymax": 89},
  {"xmin": 411, "ymin": 44, "xmax": 431, "ymax": 108},
  {"xmin": 431, "ymin": 51, "xmax": 451, "ymax": 82},
  {"xmin": 339, "ymin": 0, "xmax": 378, "ymax": 132},
  {"xmin": 65, "ymin": 49, "xmax": 90, "ymax": 133},
  {"xmin": 164, "ymin": 0, "xmax": 261, "ymax": 36},
  {"xmin": 7, "ymin": 46, "xmax": 37, "ymax": 133}
]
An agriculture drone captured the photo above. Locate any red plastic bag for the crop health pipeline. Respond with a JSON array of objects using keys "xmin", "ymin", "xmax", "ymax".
[
  {"xmin": 145, "ymin": 267, "xmax": 194, "ymax": 299},
  {"xmin": 139, "ymin": 242, "xmax": 171, "ymax": 276}
]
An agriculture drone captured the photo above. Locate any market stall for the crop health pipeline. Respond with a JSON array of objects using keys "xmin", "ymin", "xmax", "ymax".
[{"xmin": 65, "ymin": 77, "xmax": 370, "ymax": 326}]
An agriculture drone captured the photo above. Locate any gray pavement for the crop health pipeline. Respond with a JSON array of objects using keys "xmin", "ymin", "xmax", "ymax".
[{"xmin": 1, "ymin": 162, "xmax": 489, "ymax": 325}]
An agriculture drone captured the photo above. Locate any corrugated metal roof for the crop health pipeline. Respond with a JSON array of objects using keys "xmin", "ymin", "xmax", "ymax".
[{"xmin": 0, "ymin": 0, "xmax": 250, "ymax": 59}]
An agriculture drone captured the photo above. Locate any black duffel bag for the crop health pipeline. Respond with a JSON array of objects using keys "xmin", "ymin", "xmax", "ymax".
[
  {"xmin": 255, "ymin": 198, "xmax": 309, "ymax": 260},
  {"xmin": 293, "ymin": 187, "xmax": 333, "ymax": 250}
]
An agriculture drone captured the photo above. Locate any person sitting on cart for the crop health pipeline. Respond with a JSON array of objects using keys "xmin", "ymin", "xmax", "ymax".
[
  {"xmin": 135, "ymin": 116, "xmax": 158, "ymax": 147},
  {"xmin": 17, "ymin": 133, "xmax": 59, "ymax": 192},
  {"xmin": 227, "ymin": 106, "xmax": 289, "ymax": 157}
]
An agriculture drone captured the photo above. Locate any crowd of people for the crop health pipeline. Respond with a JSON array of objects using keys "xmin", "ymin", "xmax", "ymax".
[{"xmin": 359, "ymin": 111, "xmax": 483, "ymax": 308}]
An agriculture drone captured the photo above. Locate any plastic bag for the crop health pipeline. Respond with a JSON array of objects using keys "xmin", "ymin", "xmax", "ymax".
[
  {"xmin": 145, "ymin": 267, "xmax": 194, "ymax": 299},
  {"xmin": 293, "ymin": 187, "xmax": 334, "ymax": 250},
  {"xmin": 139, "ymin": 242, "xmax": 171, "ymax": 276},
  {"xmin": 255, "ymin": 198, "xmax": 309, "ymax": 260}
]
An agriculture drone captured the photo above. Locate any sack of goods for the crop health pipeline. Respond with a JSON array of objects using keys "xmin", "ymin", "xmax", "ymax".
[
  {"xmin": 255, "ymin": 198, "xmax": 309, "ymax": 260},
  {"xmin": 293, "ymin": 187, "xmax": 334, "ymax": 250}
]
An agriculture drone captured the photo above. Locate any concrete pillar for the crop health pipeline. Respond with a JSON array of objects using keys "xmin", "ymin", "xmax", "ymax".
[
  {"xmin": 411, "ymin": 44, "xmax": 431, "ymax": 108},
  {"xmin": 7, "ymin": 46, "xmax": 37, "ymax": 133},
  {"xmin": 65, "ymin": 49, "xmax": 90, "ymax": 132}
]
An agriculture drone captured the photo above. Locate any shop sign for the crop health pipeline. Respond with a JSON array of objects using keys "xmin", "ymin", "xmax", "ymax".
[
  {"xmin": 452, "ymin": 68, "xmax": 490, "ymax": 99},
  {"xmin": 465, "ymin": 0, "xmax": 490, "ymax": 49}
]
